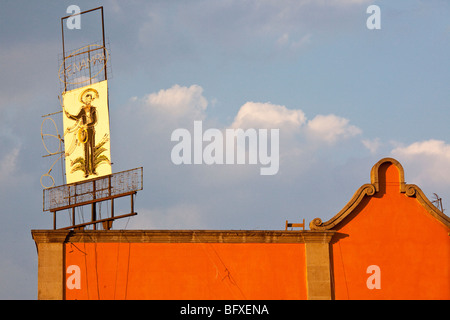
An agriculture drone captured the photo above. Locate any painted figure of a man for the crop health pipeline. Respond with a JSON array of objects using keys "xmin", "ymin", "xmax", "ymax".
[{"xmin": 64, "ymin": 89, "xmax": 98, "ymax": 178}]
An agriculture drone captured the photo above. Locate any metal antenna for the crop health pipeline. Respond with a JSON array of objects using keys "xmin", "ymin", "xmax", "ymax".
[{"xmin": 432, "ymin": 193, "xmax": 445, "ymax": 212}]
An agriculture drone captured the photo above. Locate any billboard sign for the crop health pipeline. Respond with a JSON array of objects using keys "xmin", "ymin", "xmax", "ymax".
[{"xmin": 62, "ymin": 80, "xmax": 111, "ymax": 184}]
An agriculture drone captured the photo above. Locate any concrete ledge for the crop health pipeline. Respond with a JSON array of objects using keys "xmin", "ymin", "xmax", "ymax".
[{"xmin": 32, "ymin": 229, "xmax": 335, "ymax": 244}]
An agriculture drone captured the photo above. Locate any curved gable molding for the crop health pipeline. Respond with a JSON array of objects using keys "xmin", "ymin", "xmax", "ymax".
[
  {"xmin": 310, "ymin": 183, "xmax": 375, "ymax": 231},
  {"xmin": 404, "ymin": 184, "xmax": 450, "ymax": 228},
  {"xmin": 370, "ymin": 157, "xmax": 406, "ymax": 193},
  {"xmin": 310, "ymin": 158, "xmax": 450, "ymax": 230}
]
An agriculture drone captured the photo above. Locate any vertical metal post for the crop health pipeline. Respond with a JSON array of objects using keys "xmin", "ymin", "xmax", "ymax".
[
  {"xmin": 111, "ymin": 199, "xmax": 114, "ymax": 217},
  {"xmin": 72, "ymin": 207, "xmax": 75, "ymax": 228},
  {"xmin": 61, "ymin": 17, "xmax": 67, "ymax": 92},
  {"xmin": 101, "ymin": 7, "xmax": 107, "ymax": 81},
  {"xmin": 88, "ymin": 45, "xmax": 92, "ymax": 85},
  {"xmin": 53, "ymin": 211, "xmax": 56, "ymax": 230},
  {"xmin": 92, "ymin": 181, "xmax": 97, "ymax": 230},
  {"xmin": 109, "ymin": 175, "xmax": 114, "ymax": 230}
]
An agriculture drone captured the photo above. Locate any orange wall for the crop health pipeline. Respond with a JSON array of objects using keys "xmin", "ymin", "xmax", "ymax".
[
  {"xmin": 331, "ymin": 163, "xmax": 450, "ymax": 300},
  {"xmin": 61, "ymin": 161, "xmax": 449, "ymax": 300},
  {"xmin": 64, "ymin": 242, "xmax": 307, "ymax": 300}
]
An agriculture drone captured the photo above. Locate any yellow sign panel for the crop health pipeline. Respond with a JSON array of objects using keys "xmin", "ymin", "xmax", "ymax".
[{"xmin": 62, "ymin": 80, "xmax": 112, "ymax": 184}]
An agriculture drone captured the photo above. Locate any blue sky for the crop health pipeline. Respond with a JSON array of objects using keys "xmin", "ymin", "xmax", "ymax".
[{"xmin": 0, "ymin": 0, "xmax": 449, "ymax": 299}]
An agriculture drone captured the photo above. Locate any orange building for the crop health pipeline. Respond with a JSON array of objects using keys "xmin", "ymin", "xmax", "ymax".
[{"xmin": 32, "ymin": 158, "xmax": 449, "ymax": 300}]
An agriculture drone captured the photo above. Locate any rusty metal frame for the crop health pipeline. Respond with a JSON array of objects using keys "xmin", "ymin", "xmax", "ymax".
[
  {"xmin": 44, "ymin": 167, "xmax": 143, "ymax": 230},
  {"xmin": 61, "ymin": 6, "xmax": 107, "ymax": 92}
]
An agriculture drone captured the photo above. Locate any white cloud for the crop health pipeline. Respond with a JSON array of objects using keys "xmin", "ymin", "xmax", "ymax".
[
  {"xmin": 306, "ymin": 114, "xmax": 361, "ymax": 144},
  {"xmin": 392, "ymin": 140, "xmax": 450, "ymax": 158},
  {"xmin": 124, "ymin": 85, "xmax": 362, "ymax": 154},
  {"xmin": 277, "ymin": 32, "xmax": 312, "ymax": 49},
  {"xmin": 116, "ymin": 85, "xmax": 369, "ymax": 205},
  {"xmin": 277, "ymin": 33, "xmax": 290, "ymax": 46},
  {"xmin": 362, "ymin": 137, "xmax": 381, "ymax": 154},
  {"xmin": 391, "ymin": 139, "xmax": 450, "ymax": 188},
  {"xmin": 119, "ymin": 84, "xmax": 209, "ymax": 139},
  {"xmin": 117, "ymin": 84, "xmax": 366, "ymax": 187},
  {"xmin": 0, "ymin": 147, "xmax": 20, "ymax": 186},
  {"xmin": 230, "ymin": 101, "xmax": 306, "ymax": 131},
  {"xmin": 143, "ymin": 84, "xmax": 208, "ymax": 120},
  {"xmin": 229, "ymin": 102, "xmax": 361, "ymax": 146},
  {"xmin": 291, "ymin": 33, "xmax": 312, "ymax": 48},
  {"xmin": 129, "ymin": 0, "xmax": 374, "ymax": 61}
]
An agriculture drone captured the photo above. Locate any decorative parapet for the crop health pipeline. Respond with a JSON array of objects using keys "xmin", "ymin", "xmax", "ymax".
[
  {"xmin": 310, "ymin": 183, "xmax": 375, "ymax": 231},
  {"xmin": 404, "ymin": 184, "xmax": 450, "ymax": 228},
  {"xmin": 310, "ymin": 157, "xmax": 450, "ymax": 230}
]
